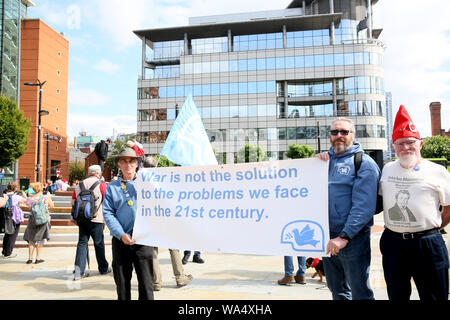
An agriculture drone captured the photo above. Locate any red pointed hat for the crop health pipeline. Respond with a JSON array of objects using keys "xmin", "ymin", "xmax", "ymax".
[{"xmin": 392, "ymin": 104, "xmax": 420, "ymax": 143}]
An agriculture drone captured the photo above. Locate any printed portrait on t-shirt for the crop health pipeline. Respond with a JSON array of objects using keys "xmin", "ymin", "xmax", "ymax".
[{"xmin": 388, "ymin": 189, "xmax": 417, "ymax": 223}]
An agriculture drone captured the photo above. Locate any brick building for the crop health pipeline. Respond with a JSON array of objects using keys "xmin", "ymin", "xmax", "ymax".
[
  {"xmin": 19, "ymin": 19, "xmax": 69, "ymax": 184},
  {"xmin": 429, "ymin": 101, "xmax": 450, "ymax": 138}
]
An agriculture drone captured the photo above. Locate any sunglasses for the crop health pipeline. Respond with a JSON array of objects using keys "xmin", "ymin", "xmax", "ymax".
[{"xmin": 330, "ymin": 129, "xmax": 352, "ymax": 136}]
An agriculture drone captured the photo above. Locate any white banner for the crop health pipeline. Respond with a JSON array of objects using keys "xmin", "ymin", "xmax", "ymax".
[{"xmin": 133, "ymin": 158, "xmax": 329, "ymax": 257}]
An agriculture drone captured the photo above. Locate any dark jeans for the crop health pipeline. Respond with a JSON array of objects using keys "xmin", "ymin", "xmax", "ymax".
[
  {"xmin": 2, "ymin": 222, "xmax": 20, "ymax": 256},
  {"xmin": 74, "ymin": 221, "xmax": 109, "ymax": 276},
  {"xmin": 98, "ymin": 158, "xmax": 105, "ymax": 174},
  {"xmin": 184, "ymin": 250, "xmax": 201, "ymax": 258},
  {"xmin": 323, "ymin": 229, "xmax": 374, "ymax": 300},
  {"xmin": 112, "ymin": 237, "xmax": 154, "ymax": 300},
  {"xmin": 380, "ymin": 229, "xmax": 449, "ymax": 301}
]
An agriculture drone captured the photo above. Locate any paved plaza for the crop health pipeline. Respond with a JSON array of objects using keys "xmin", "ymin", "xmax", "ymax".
[{"xmin": 2, "ymin": 215, "xmax": 447, "ymax": 301}]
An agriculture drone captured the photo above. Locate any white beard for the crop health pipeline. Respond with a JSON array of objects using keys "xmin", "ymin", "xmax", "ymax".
[{"xmin": 398, "ymin": 152, "xmax": 419, "ymax": 169}]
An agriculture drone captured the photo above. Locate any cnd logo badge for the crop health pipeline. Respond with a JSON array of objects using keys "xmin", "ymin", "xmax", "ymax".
[{"xmin": 337, "ymin": 165, "xmax": 350, "ymax": 175}]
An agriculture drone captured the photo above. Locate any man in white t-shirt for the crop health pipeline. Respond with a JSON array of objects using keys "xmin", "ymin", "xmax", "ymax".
[{"xmin": 379, "ymin": 105, "xmax": 450, "ymax": 301}]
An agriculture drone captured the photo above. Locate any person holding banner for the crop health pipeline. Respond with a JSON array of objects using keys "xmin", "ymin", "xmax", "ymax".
[
  {"xmin": 103, "ymin": 147, "xmax": 154, "ymax": 300},
  {"xmin": 379, "ymin": 105, "xmax": 450, "ymax": 300},
  {"xmin": 315, "ymin": 118, "xmax": 380, "ymax": 300},
  {"xmin": 142, "ymin": 156, "xmax": 193, "ymax": 290}
]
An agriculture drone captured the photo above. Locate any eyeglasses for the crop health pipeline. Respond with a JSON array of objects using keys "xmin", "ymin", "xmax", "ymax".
[
  {"xmin": 119, "ymin": 158, "xmax": 138, "ymax": 166},
  {"xmin": 394, "ymin": 140, "xmax": 418, "ymax": 148},
  {"xmin": 330, "ymin": 129, "xmax": 352, "ymax": 136}
]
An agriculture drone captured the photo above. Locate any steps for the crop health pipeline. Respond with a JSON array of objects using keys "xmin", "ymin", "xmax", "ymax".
[{"xmin": 1, "ymin": 191, "xmax": 112, "ymax": 248}]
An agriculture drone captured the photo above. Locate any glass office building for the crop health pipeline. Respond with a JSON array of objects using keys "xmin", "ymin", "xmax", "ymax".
[
  {"xmin": 134, "ymin": 0, "xmax": 386, "ymax": 166},
  {"xmin": 0, "ymin": 0, "xmax": 30, "ymax": 102},
  {"xmin": 0, "ymin": 0, "xmax": 33, "ymax": 184}
]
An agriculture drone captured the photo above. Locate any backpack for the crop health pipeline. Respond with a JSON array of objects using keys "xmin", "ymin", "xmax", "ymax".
[
  {"xmin": 0, "ymin": 195, "xmax": 15, "ymax": 234},
  {"xmin": 71, "ymin": 180, "xmax": 101, "ymax": 223},
  {"xmin": 354, "ymin": 151, "xmax": 383, "ymax": 215},
  {"xmin": 10, "ymin": 194, "xmax": 24, "ymax": 224},
  {"xmin": 30, "ymin": 195, "xmax": 49, "ymax": 226}
]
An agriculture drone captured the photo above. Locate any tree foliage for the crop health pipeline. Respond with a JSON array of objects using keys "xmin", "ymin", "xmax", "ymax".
[
  {"xmin": 154, "ymin": 155, "xmax": 176, "ymax": 167},
  {"xmin": 104, "ymin": 137, "xmax": 134, "ymax": 176},
  {"xmin": 237, "ymin": 143, "xmax": 268, "ymax": 163},
  {"xmin": 0, "ymin": 96, "xmax": 31, "ymax": 168},
  {"xmin": 285, "ymin": 143, "xmax": 316, "ymax": 159},
  {"xmin": 69, "ymin": 161, "xmax": 85, "ymax": 184},
  {"xmin": 421, "ymin": 135, "xmax": 450, "ymax": 161}
]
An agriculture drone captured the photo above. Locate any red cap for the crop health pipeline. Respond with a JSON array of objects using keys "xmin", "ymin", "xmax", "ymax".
[{"xmin": 392, "ymin": 105, "xmax": 420, "ymax": 143}]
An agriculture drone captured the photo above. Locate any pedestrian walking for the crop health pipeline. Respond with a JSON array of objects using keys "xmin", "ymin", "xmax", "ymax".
[
  {"xmin": 71, "ymin": 165, "xmax": 111, "ymax": 280},
  {"xmin": 1, "ymin": 182, "xmax": 26, "ymax": 259},
  {"xmin": 23, "ymin": 182, "xmax": 54, "ymax": 264}
]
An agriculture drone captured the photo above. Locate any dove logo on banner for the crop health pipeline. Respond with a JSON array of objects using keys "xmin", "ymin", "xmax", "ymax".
[
  {"xmin": 160, "ymin": 94, "xmax": 218, "ymax": 166},
  {"xmin": 280, "ymin": 220, "xmax": 325, "ymax": 252}
]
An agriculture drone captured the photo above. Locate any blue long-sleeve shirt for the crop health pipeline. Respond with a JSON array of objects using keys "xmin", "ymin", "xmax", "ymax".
[
  {"xmin": 328, "ymin": 141, "xmax": 381, "ymax": 239},
  {"xmin": 103, "ymin": 178, "xmax": 137, "ymax": 240}
]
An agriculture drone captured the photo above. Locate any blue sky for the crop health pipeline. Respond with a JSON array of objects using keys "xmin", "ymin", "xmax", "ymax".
[{"xmin": 27, "ymin": 0, "xmax": 450, "ymax": 141}]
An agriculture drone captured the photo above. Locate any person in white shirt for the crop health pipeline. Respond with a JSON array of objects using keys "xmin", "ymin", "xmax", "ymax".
[{"xmin": 379, "ymin": 105, "xmax": 450, "ymax": 301}]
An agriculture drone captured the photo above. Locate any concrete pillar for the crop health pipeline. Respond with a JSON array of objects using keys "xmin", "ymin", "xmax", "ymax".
[
  {"xmin": 283, "ymin": 25, "xmax": 287, "ymax": 48},
  {"xmin": 329, "ymin": 0, "xmax": 335, "ymax": 45},
  {"xmin": 429, "ymin": 101, "xmax": 442, "ymax": 136},
  {"xmin": 184, "ymin": 33, "xmax": 189, "ymax": 55},
  {"xmin": 366, "ymin": 0, "xmax": 373, "ymax": 39},
  {"xmin": 142, "ymin": 37, "xmax": 146, "ymax": 78},
  {"xmin": 228, "ymin": 29, "xmax": 232, "ymax": 52},
  {"xmin": 332, "ymin": 79, "xmax": 337, "ymax": 115},
  {"xmin": 284, "ymin": 81, "xmax": 288, "ymax": 118}
]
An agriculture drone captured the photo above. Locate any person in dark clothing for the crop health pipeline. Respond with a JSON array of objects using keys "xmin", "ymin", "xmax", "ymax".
[{"xmin": 94, "ymin": 139, "xmax": 112, "ymax": 175}]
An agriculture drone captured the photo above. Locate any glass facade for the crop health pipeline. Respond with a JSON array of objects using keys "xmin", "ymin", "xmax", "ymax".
[
  {"xmin": 192, "ymin": 36, "xmax": 228, "ymax": 54},
  {"xmin": 234, "ymin": 32, "xmax": 283, "ymax": 51},
  {"xmin": 180, "ymin": 51, "xmax": 382, "ymax": 76},
  {"xmin": 137, "ymin": 124, "xmax": 386, "ymax": 144},
  {"xmin": 0, "ymin": 0, "xmax": 26, "ymax": 102},
  {"xmin": 136, "ymin": 1, "xmax": 386, "ymax": 165}
]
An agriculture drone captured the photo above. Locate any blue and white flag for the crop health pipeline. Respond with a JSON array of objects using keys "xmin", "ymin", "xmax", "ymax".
[{"xmin": 160, "ymin": 94, "xmax": 218, "ymax": 166}]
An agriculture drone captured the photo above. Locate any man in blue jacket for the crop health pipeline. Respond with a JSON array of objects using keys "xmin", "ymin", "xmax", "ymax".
[
  {"xmin": 103, "ymin": 147, "xmax": 154, "ymax": 300},
  {"xmin": 316, "ymin": 118, "xmax": 380, "ymax": 300}
]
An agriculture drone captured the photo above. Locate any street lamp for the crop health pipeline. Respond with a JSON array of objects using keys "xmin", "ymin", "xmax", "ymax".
[{"xmin": 24, "ymin": 79, "xmax": 48, "ymax": 182}]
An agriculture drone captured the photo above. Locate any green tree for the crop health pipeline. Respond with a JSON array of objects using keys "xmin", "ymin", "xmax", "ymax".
[
  {"xmin": 285, "ymin": 143, "xmax": 316, "ymax": 159},
  {"xmin": 154, "ymin": 155, "xmax": 176, "ymax": 167},
  {"xmin": 421, "ymin": 135, "xmax": 450, "ymax": 161},
  {"xmin": 0, "ymin": 95, "xmax": 31, "ymax": 168},
  {"xmin": 105, "ymin": 138, "xmax": 128, "ymax": 176},
  {"xmin": 69, "ymin": 161, "xmax": 85, "ymax": 184},
  {"xmin": 237, "ymin": 143, "xmax": 268, "ymax": 163}
]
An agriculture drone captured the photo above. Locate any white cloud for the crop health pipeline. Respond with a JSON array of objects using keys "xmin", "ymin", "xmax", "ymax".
[
  {"xmin": 68, "ymin": 88, "xmax": 111, "ymax": 106},
  {"xmin": 67, "ymin": 113, "xmax": 137, "ymax": 139},
  {"xmin": 93, "ymin": 59, "xmax": 121, "ymax": 74},
  {"xmin": 373, "ymin": 0, "xmax": 450, "ymax": 137}
]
